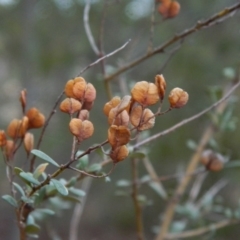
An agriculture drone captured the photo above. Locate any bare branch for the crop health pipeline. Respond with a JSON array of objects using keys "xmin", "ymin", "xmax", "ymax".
[
  {"xmin": 84, "ymin": 0, "xmax": 100, "ymax": 55},
  {"xmin": 165, "ymin": 219, "xmax": 239, "ymax": 240},
  {"xmin": 77, "ymin": 39, "xmax": 131, "ymax": 76},
  {"xmin": 105, "ymin": 2, "xmax": 240, "ymax": 82}
]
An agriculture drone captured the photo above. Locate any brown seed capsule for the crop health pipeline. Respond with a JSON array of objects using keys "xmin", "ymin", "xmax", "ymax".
[
  {"xmin": 60, "ymin": 98, "xmax": 82, "ymax": 114},
  {"xmin": 64, "ymin": 77, "xmax": 84, "ymax": 98},
  {"xmin": 78, "ymin": 109, "xmax": 89, "ymax": 121},
  {"xmin": 131, "ymin": 81, "xmax": 159, "ymax": 106},
  {"xmin": 200, "ymin": 150, "xmax": 224, "ymax": 172},
  {"xmin": 0, "ymin": 130, "xmax": 7, "ymax": 147},
  {"xmin": 158, "ymin": 0, "xmax": 180, "ymax": 19},
  {"xmin": 19, "ymin": 89, "xmax": 27, "ymax": 112},
  {"xmin": 103, "ymin": 96, "xmax": 121, "ymax": 116},
  {"xmin": 168, "ymin": 1, "xmax": 180, "ymax": 18},
  {"xmin": 24, "ymin": 132, "xmax": 34, "ymax": 155},
  {"xmin": 155, "ymin": 75, "xmax": 166, "ymax": 100},
  {"xmin": 72, "ymin": 77, "xmax": 87, "ymax": 100},
  {"xmin": 168, "ymin": 87, "xmax": 188, "ymax": 108},
  {"xmin": 84, "ymin": 83, "xmax": 96, "ymax": 103},
  {"xmin": 130, "ymin": 106, "xmax": 155, "ymax": 130},
  {"xmin": 5, "ymin": 140, "xmax": 15, "ymax": 160},
  {"xmin": 69, "ymin": 118, "xmax": 94, "ymax": 142},
  {"xmin": 108, "ymin": 109, "xmax": 129, "ymax": 126},
  {"xmin": 110, "ymin": 145, "xmax": 129, "ymax": 163},
  {"xmin": 26, "ymin": 108, "xmax": 45, "ymax": 129},
  {"xmin": 7, "ymin": 117, "xmax": 29, "ymax": 138},
  {"xmin": 108, "ymin": 125, "xmax": 130, "ymax": 149}
]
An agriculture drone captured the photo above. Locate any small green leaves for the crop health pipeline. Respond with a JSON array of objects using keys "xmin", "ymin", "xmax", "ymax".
[
  {"xmin": 20, "ymin": 172, "xmax": 40, "ymax": 185},
  {"xmin": 51, "ymin": 179, "xmax": 68, "ymax": 196},
  {"xmin": 87, "ymin": 163, "xmax": 102, "ymax": 173},
  {"xmin": 31, "ymin": 149, "xmax": 59, "ymax": 167},
  {"xmin": 2, "ymin": 195, "xmax": 18, "ymax": 207}
]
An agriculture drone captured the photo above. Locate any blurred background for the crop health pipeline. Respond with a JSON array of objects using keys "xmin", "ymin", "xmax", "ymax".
[{"xmin": 0, "ymin": 0, "xmax": 240, "ymax": 239}]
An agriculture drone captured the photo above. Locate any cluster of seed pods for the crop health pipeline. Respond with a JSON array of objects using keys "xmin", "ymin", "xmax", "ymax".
[
  {"xmin": 0, "ymin": 90, "xmax": 45, "ymax": 159},
  {"xmin": 60, "ymin": 77, "xmax": 96, "ymax": 142},
  {"xmin": 104, "ymin": 74, "xmax": 188, "ymax": 163}
]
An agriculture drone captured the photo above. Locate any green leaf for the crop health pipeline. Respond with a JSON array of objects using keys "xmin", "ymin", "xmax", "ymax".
[
  {"xmin": 31, "ymin": 149, "xmax": 59, "ymax": 167},
  {"xmin": 25, "ymin": 224, "xmax": 40, "ymax": 234},
  {"xmin": 186, "ymin": 139, "xmax": 197, "ymax": 150},
  {"xmin": 21, "ymin": 196, "xmax": 34, "ymax": 204},
  {"xmin": 20, "ymin": 172, "xmax": 40, "ymax": 185},
  {"xmin": 76, "ymin": 157, "xmax": 89, "ymax": 170},
  {"xmin": 60, "ymin": 195, "xmax": 81, "ymax": 203},
  {"xmin": 149, "ymin": 182, "xmax": 167, "ymax": 200},
  {"xmin": 2, "ymin": 195, "xmax": 18, "ymax": 207},
  {"xmin": 116, "ymin": 179, "xmax": 131, "ymax": 187},
  {"xmin": 13, "ymin": 182, "xmax": 25, "ymax": 196},
  {"xmin": 33, "ymin": 163, "xmax": 49, "ymax": 179},
  {"xmin": 14, "ymin": 167, "xmax": 24, "ymax": 176},
  {"xmin": 69, "ymin": 187, "xmax": 86, "ymax": 197},
  {"xmin": 51, "ymin": 179, "xmax": 68, "ymax": 196},
  {"xmin": 87, "ymin": 163, "xmax": 102, "ymax": 173},
  {"xmin": 36, "ymin": 208, "xmax": 55, "ymax": 215}
]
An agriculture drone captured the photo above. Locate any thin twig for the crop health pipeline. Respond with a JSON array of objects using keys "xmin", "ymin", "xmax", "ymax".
[
  {"xmin": 29, "ymin": 91, "xmax": 64, "ymax": 172},
  {"xmin": 68, "ymin": 164, "xmax": 115, "ymax": 178},
  {"xmin": 69, "ymin": 177, "xmax": 92, "ymax": 240},
  {"xmin": 84, "ymin": 0, "xmax": 100, "ymax": 55},
  {"xmin": 105, "ymin": 3, "xmax": 240, "ymax": 82},
  {"xmin": 165, "ymin": 219, "xmax": 239, "ymax": 240},
  {"xmin": 131, "ymin": 156, "xmax": 145, "ymax": 240},
  {"xmin": 142, "ymin": 157, "xmax": 167, "ymax": 199},
  {"xmin": 147, "ymin": 0, "xmax": 157, "ymax": 53},
  {"xmin": 134, "ymin": 80, "xmax": 240, "ymax": 149},
  {"xmin": 77, "ymin": 39, "xmax": 131, "ymax": 76}
]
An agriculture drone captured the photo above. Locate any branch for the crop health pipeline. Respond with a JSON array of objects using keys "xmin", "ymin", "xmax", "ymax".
[
  {"xmin": 77, "ymin": 39, "xmax": 131, "ymax": 76},
  {"xmin": 29, "ymin": 91, "xmax": 64, "ymax": 172},
  {"xmin": 165, "ymin": 219, "xmax": 239, "ymax": 240},
  {"xmin": 133, "ymin": 80, "xmax": 240, "ymax": 149},
  {"xmin": 105, "ymin": 2, "xmax": 240, "ymax": 82},
  {"xmin": 84, "ymin": 0, "xmax": 100, "ymax": 55}
]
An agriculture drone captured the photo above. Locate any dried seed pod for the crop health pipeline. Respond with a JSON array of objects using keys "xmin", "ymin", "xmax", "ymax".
[
  {"xmin": 168, "ymin": 1, "xmax": 180, "ymax": 18},
  {"xmin": 155, "ymin": 74, "xmax": 166, "ymax": 100},
  {"xmin": 24, "ymin": 132, "xmax": 34, "ymax": 155},
  {"xmin": 131, "ymin": 81, "xmax": 159, "ymax": 106},
  {"xmin": 108, "ymin": 109, "xmax": 129, "ymax": 126},
  {"xmin": 78, "ymin": 109, "xmax": 89, "ymax": 121},
  {"xmin": 64, "ymin": 77, "xmax": 84, "ymax": 98},
  {"xmin": 200, "ymin": 150, "xmax": 224, "ymax": 172},
  {"xmin": 72, "ymin": 77, "xmax": 87, "ymax": 100},
  {"xmin": 0, "ymin": 130, "xmax": 7, "ymax": 147},
  {"xmin": 26, "ymin": 108, "xmax": 45, "ymax": 129},
  {"xmin": 130, "ymin": 106, "xmax": 155, "ymax": 130},
  {"xmin": 103, "ymin": 96, "xmax": 121, "ymax": 116},
  {"xmin": 108, "ymin": 125, "xmax": 130, "ymax": 149},
  {"xmin": 168, "ymin": 87, "xmax": 188, "ymax": 108},
  {"xmin": 5, "ymin": 140, "xmax": 15, "ymax": 160},
  {"xmin": 110, "ymin": 145, "xmax": 129, "ymax": 163},
  {"xmin": 69, "ymin": 118, "xmax": 94, "ymax": 142},
  {"xmin": 84, "ymin": 83, "xmax": 96, "ymax": 103},
  {"xmin": 7, "ymin": 117, "xmax": 29, "ymax": 138},
  {"xmin": 158, "ymin": 0, "xmax": 180, "ymax": 19},
  {"xmin": 158, "ymin": 0, "xmax": 171, "ymax": 18},
  {"xmin": 115, "ymin": 95, "xmax": 132, "ymax": 115},
  {"xmin": 60, "ymin": 98, "xmax": 82, "ymax": 114},
  {"xmin": 19, "ymin": 89, "xmax": 27, "ymax": 112}
]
